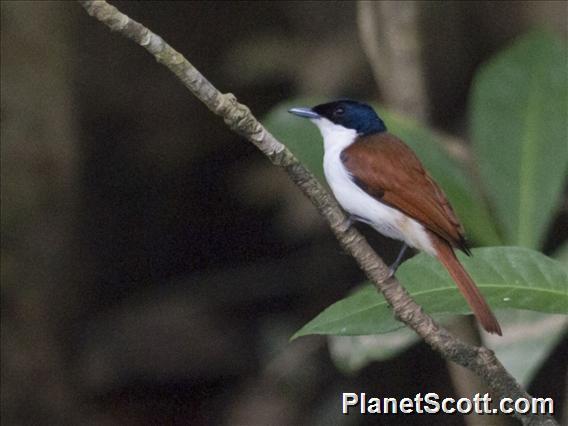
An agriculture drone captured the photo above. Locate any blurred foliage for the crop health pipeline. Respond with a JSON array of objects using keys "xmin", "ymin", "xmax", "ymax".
[
  {"xmin": 556, "ymin": 242, "xmax": 568, "ymax": 273},
  {"xmin": 483, "ymin": 311, "xmax": 568, "ymax": 386},
  {"xmin": 471, "ymin": 30, "xmax": 568, "ymax": 249},
  {"xmin": 328, "ymin": 328, "xmax": 419, "ymax": 375}
]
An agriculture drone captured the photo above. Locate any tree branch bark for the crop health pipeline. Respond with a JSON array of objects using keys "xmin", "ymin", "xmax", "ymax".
[{"xmin": 78, "ymin": 2, "xmax": 556, "ymax": 425}]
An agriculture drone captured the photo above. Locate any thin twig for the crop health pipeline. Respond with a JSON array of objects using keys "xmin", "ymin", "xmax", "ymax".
[{"xmin": 78, "ymin": 2, "xmax": 556, "ymax": 425}]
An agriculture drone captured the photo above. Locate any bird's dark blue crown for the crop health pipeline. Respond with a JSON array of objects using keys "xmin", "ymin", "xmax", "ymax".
[{"xmin": 312, "ymin": 100, "xmax": 387, "ymax": 135}]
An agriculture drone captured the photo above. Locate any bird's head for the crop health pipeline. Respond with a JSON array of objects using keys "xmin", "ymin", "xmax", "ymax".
[{"xmin": 289, "ymin": 100, "xmax": 387, "ymax": 136}]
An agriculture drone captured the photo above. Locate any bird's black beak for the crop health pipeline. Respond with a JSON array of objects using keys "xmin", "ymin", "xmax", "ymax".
[{"xmin": 288, "ymin": 107, "xmax": 320, "ymax": 119}]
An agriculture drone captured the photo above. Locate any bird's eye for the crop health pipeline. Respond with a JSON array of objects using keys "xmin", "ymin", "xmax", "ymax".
[{"xmin": 334, "ymin": 107, "xmax": 345, "ymax": 116}]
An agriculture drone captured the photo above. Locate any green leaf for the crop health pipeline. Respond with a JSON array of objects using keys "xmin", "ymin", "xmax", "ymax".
[
  {"xmin": 471, "ymin": 30, "xmax": 568, "ymax": 249},
  {"xmin": 292, "ymin": 247, "xmax": 568, "ymax": 338},
  {"xmin": 263, "ymin": 100, "xmax": 501, "ymax": 246}
]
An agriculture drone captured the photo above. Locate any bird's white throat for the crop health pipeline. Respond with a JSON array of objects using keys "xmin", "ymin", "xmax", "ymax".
[{"xmin": 310, "ymin": 117, "xmax": 358, "ymax": 153}]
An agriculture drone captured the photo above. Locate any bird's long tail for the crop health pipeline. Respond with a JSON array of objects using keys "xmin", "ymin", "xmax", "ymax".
[{"xmin": 433, "ymin": 239, "xmax": 502, "ymax": 335}]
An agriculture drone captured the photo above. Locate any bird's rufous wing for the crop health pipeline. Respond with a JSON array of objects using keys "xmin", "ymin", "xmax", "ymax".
[{"xmin": 340, "ymin": 133, "xmax": 470, "ymax": 253}]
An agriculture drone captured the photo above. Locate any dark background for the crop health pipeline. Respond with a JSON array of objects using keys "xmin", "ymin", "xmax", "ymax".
[{"xmin": 2, "ymin": 2, "xmax": 567, "ymax": 425}]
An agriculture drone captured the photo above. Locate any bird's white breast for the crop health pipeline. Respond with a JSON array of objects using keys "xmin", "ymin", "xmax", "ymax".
[{"xmin": 312, "ymin": 118, "xmax": 436, "ymax": 255}]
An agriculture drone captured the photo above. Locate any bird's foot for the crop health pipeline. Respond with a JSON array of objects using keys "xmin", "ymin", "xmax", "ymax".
[{"xmin": 386, "ymin": 243, "xmax": 409, "ymax": 279}]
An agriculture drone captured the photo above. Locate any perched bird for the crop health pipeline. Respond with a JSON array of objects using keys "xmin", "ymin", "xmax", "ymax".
[{"xmin": 289, "ymin": 100, "xmax": 502, "ymax": 335}]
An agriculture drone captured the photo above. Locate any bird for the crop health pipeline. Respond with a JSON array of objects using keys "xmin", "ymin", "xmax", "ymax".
[{"xmin": 289, "ymin": 100, "xmax": 502, "ymax": 335}]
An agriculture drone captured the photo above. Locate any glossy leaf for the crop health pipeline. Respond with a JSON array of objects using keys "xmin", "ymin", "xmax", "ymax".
[
  {"xmin": 471, "ymin": 31, "xmax": 568, "ymax": 249},
  {"xmin": 292, "ymin": 247, "xmax": 568, "ymax": 338}
]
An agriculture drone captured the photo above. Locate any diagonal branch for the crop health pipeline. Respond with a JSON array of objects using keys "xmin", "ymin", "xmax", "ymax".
[{"xmin": 78, "ymin": 2, "xmax": 556, "ymax": 425}]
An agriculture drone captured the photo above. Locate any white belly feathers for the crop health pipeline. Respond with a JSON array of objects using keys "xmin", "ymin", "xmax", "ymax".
[{"xmin": 316, "ymin": 117, "xmax": 436, "ymax": 256}]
